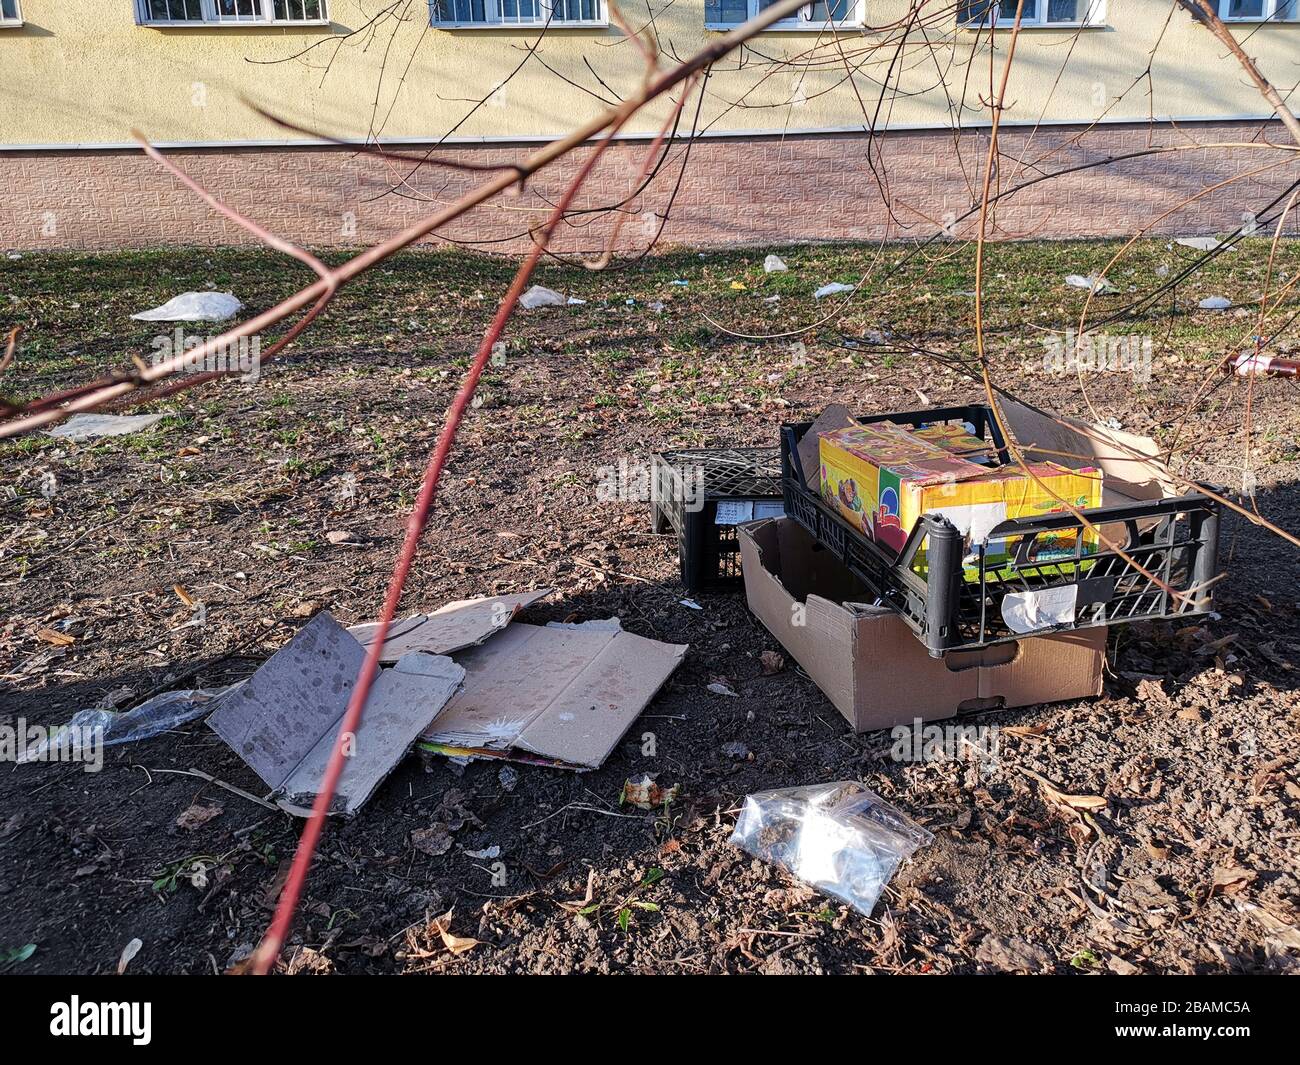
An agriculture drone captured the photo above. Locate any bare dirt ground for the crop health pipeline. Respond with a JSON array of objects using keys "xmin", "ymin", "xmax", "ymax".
[{"xmin": 2, "ymin": 241, "xmax": 1299, "ymax": 975}]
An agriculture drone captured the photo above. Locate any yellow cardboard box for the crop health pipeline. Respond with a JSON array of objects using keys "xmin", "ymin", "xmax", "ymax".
[{"xmin": 818, "ymin": 422, "xmax": 1102, "ymax": 568}]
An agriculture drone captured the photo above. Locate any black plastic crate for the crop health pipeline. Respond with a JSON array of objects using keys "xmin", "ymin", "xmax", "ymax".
[
  {"xmin": 651, "ymin": 447, "xmax": 783, "ymax": 592},
  {"xmin": 782, "ymin": 405, "xmax": 1222, "ymax": 656}
]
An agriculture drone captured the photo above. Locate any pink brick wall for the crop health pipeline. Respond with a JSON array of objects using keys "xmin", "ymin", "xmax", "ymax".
[{"xmin": 2, "ymin": 121, "xmax": 1298, "ymax": 252}]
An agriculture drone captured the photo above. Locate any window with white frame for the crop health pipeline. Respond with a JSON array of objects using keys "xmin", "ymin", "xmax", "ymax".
[
  {"xmin": 430, "ymin": 0, "xmax": 606, "ymax": 27},
  {"xmin": 706, "ymin": 0, "xmax": 861, "ymax": 29},
  {"xmin": 1218, "ymin": 0, "xmax": 1298, "ymax": 20},
  {"xmin": 0, "ymin": 0, "xmax": 21, "ymax": 26},
  {"xmin": 960, "ymin": 0, "xmax": 1104, "ymax": 26},
  {"xmin": 137, "ymin": 1, "xmax": 328, "ymax": 23}
]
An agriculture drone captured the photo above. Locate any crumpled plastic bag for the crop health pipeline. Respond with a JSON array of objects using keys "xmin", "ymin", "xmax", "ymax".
[
  {"xmin": 17, "ymin": 685, "xmax": 238, "ymax": 763},
  {"xmin": 517, "ymin": 285, "xmax": 566, "ymax": 310},
  {"xmin": 729, "ymin": 781, "xmax": 932, "ymax": 916},
  {"xmin": 131, "ymin": 291, "xmax": 243, "ymax": 322}
]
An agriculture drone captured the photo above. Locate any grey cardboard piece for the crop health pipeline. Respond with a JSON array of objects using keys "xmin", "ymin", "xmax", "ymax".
[
  {"xmin": 797, "ymin": 403, "xmax": 853, "ymax": 489},
  {"xmin": 738, "ymin": 518, "xmax": 1104, "ymax": 733},
  {"xmin": 422, "ymin": 622, "xmax": 687, "ymax": 769},
  {"xmin": 348, "ymin": 589, "xmax": 551, "ymax": 663},
  {"xmin": 207, "ymin": 613, "xmax": 465, "ymax": 816}
]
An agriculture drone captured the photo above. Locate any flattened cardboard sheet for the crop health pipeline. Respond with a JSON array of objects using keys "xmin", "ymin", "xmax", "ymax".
[
  {"xmin": 348, "ymin": 589, "xmax": 551, "ymax": 663},
  {"xmin": 421, "ymin": 621, "xmax": 687, "ymax": 769},
  {"xmin": 208, "ymin": 613, "xmax": 465, "ymax": 816}
]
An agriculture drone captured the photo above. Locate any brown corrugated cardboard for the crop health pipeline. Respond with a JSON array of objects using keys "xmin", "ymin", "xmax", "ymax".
[
  {"xmin": 420, "ymin": 620, "xmax": 688, "ymax": 769},
  {"xmin": 738, "ymin": 518, "xmax": 1104, "ymax": 732},
  {"xmin": 348, "ymin": 589, "xmax": 552, "ymax": 664},
  {"xmin": 207, "ymin": 612, "xmax": 465, "ymax": 816}
]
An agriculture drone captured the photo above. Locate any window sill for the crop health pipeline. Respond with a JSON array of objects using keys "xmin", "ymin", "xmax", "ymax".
[
  {"xmin": 139, "ymin": 20, "xmax": 332, "ymax": 28},
  {"xmin": 959, "ymin": 22, "xmax": 1104, "ymax": 30},
  {"xmin": 704, "ymin": 22, "xmax": 864, "ymax": 32},
  {"xmin": 0, "ymin": 19, "xmax": 23, "ymax": 27},
  {"xmin": 433, "ymin": 20, "xmax": 609, "ymax": 30}
]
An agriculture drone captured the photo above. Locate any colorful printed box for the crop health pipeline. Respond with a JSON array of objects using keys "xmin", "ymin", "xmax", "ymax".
[{"xmin": 818, "ymin": 422, "xmax": 1102, "ymax": 567}]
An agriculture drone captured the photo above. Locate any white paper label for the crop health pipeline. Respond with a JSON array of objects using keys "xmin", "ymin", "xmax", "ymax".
[
  {"xmin": 752, "ymin": 501, "xmax": 786, "ymax": 520},
  {"xmin": 1001, "ymin": 585, "xmax": 1079, "ymax": 634},
  {"xmin": 714, "ymin": 500, "xmax": 754, "ymax": 525}
]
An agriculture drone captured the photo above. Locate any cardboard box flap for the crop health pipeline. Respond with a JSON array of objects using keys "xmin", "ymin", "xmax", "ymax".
[
  {"xmin": 422, "ymin": 622, "xmax": 686, "ymax": 770},
  {"xmin": 349, "ymin": 589, "xmax": 551, "ymax": 663},
  {"xmin": 280, "ymin": 652, "xmax": 465, "ymax": 816},
  {"xmin": 207, "ymin": 613, "xmax": 466, "ymax": 816},
  {"xmin": 514, "ymin": 630, "xmax": 687, "ymax": 768},
  {"xmin": 998, "ymin": 397, "xmax": 1176, "ymax": 500}
]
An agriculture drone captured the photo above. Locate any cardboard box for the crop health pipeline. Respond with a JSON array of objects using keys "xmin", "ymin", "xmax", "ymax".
[
  {"xmin": 738, "ymin": 517, "xmax": 1106, "ymax": 732},
  {"xmin": 818, "ymin": 422, "xmax": 1102, "ymax": 563}
]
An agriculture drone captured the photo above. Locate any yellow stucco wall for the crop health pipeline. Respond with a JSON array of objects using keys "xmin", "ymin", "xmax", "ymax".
[{"xmin": 1, "ymin": 2, "xmax": 1297, "ymax": 147}]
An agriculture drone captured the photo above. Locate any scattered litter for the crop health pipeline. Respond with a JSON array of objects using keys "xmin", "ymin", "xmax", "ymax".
[
  {"xmin": 411, "ymin": 790, "xmax": 482, "ymax": 858},
  {"xmin": 729, "ymin": 280, "xmax": 747, "ymax": 291},
  {"xmin": 131, "ymin": 291, "xmax": 243, "ymax": 322},
  {"xmin": 621, "ymin": 773, "xmax": 680, "ymax": 809},
  {"xmin": 498, "ymin": 765, "xmax": 519, "ymax": 792},
  {"xmin": 1064, "ymin": 274, "xmax": 1118, "ymax": 294},
  {"xmin": 648, "ymin": 300, "xmax": 665, "ymax": 312},
  {"xmin": 517, "ymin": 285, "xmax": 566, "ymax": 309},
  {"xmin": 764, "ymin": 254, "xmax": 788, "ymax": 273},
  {"xmin": 566, "ymin": 296, "xmax": 586, "ymax": 305},
  {"xmin": 730, "ymin": 781, "xmax": 932, "ymax": 917},
  {"xmin": 348, "ymin": 590, "xmax": 550, "ymax": 664},
  {"xmin": 47, "ymin": 412, "xmax": 166, "ymax": 442},
  {"xmin": 669, "ymin": 279, "xmax": 689, "ymax": 287},
  {"xmin": 814, "ymin": 282, "xmax": 854, "ymax": 298},
  {"xmin": 762, "ymin": 294, "xmax": 781, "ymax": 303},
  {"xmin": 463, "ymin": 845, "xmax": 500, "ymax": 860},
  {"xmin": 208, "ymin": 613, "xmax": 465, "ymax": 816},
  {"xmin": 720, "ymin": 741, "xmax": 750, "ymax": 759},
  {"xmin": 116, "ymin": 938, "xmax": 143, "ymax": 976},
  {"xmin": 420, "ymin": 620, "xmax": 686, "ymax": 770},
  {"xmin": 18, "ymin": 686, "xmax": 234, "ymax": 761},
  {"xmin": 679, "ymin": 598, "xmax": 703, "ymax": 610},
  {"xmin": 1198, "ymin": 295, "xmax": 1232, "ymax": 310},
  {"xmin": 707, "ymin": 680, "xmax": 738, "ymax": 697},
  {"xmin": 1176, "ymin": 236, "xmax": 1234, "ymax": 252}
]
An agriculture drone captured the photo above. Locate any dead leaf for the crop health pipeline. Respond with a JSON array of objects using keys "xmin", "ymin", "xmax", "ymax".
[
  {"xmin": 173, "ymin": 584, "xmax": 195, "ymax": 608},
  {"xmin": 35, "ymin": 627, "xmax": 74, "ymax": 647},
  {"xmin": 1002, "ymin": 723, "xmax": 1048, "ymax": 739},
  {"xmin": 1021, "ymin": 768, "xmax": 1107, "ymax": 812},
  {"xmin": 175, "ymin": 803, "xmax": 223, "ymax": 831},
  {"xmin": 1212, "ymin": 866, "xmax": 1256, "ymax": 897},
  {"xmin": 411, "ymin": 824, "xmax": 455, "ymax": 857},
  {"xmin": 1237, "ymin": 901, "xmax": 1300, "ymax": 950},
  {"xmin": 432, "ymin": 910, "xmax": 479, "ymax": 955},
  {"xmin": 759, "ymin": 650, "xmax": 784, "ymax": 675}
]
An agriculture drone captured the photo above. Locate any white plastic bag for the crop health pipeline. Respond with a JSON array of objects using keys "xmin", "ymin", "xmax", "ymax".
[{"xmin": 730, "ymin": 781, "xmax": 932, "ymax": 915}]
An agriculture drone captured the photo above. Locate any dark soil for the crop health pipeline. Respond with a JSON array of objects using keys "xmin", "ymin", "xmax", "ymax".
[{"xmin": 2, "ymin": 242, "xmax": 1299, "ymax": 975}]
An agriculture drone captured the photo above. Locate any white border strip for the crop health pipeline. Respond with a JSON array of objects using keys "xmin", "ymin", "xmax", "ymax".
[{"xmin": 0, "ymin": 112, "xmax": 1286, "ymax": 153}]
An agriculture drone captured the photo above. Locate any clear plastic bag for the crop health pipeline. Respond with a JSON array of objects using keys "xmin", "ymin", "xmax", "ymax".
[
  {"xmin": 729, "ymin": 781, "xmax": 933, "ymax": 916},
  {"xmin": 17, "ymin": 685, "xmax": 238, "ymax": 762}
]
